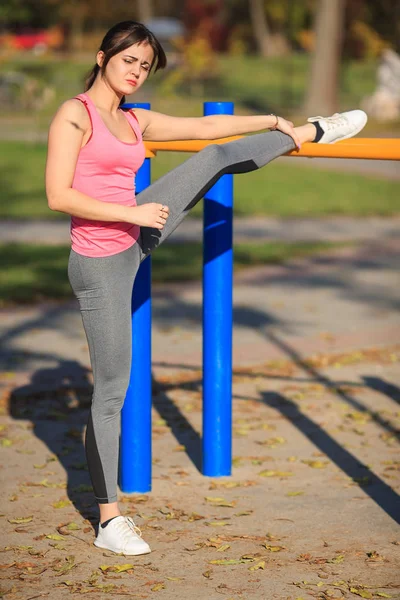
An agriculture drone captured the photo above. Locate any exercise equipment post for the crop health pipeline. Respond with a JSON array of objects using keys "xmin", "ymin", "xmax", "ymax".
[
  {"xmin": 120, "ymin": 102, "xmax": 152, "ymax": 493},
  {"xmin": 202, "ymin": 102, "xmax": 234, "ymax": 476}
]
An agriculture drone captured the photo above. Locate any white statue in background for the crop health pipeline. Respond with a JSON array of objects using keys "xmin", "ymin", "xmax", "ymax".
[{"xmin": 362, "ymin": 49, "xmax": 400, "ymax": 121}]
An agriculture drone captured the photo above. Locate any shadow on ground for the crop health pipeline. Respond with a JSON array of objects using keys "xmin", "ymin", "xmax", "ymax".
[{"xmin": 3, "ymin": 243, "xmax": 400, "ymax": 527}]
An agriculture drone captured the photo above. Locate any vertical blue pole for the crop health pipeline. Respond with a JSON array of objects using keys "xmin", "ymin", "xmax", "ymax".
[
  {"xmin": 202, "ymin": 101, "xmax": 234, "ymax": 476},
  {"xmin": 120, "ymin": 103, "xmax": 152, "ymax": 493}
]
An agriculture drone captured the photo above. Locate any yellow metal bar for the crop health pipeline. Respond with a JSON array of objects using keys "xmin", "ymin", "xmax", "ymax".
[{"xmin": 144, "ymin": 137, "xmax": 400, "ymax": 161}]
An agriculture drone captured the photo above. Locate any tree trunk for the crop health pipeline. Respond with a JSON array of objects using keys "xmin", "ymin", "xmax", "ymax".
[
  {"xmin": 303, "ymin": 0, "xmax": 346, "ymax": 116},
  {"xmin": 248, "ymin": 0, "xmax": 271, "ymax": 57},
  {"xmin": 137, "ymin": 0, "xmax": 153, "ymax": 23}
]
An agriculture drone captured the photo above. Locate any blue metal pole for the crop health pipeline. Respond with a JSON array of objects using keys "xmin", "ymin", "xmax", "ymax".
[
  {"xmin": 202, "ymin": 101, "xmax": 234, "ymax": 476},
  {"xmin": 120, "ymin": 102, "xmax": 152, "ymax": 493}
]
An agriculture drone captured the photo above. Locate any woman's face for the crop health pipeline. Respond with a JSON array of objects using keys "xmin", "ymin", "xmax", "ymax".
[{"xmin": 98, "ymin": 41, "xmax": 155, "ymax": 96}]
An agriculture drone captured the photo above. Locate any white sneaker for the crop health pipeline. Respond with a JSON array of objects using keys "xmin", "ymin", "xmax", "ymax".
[
  {"xmin": 307, "ymin": 110, "xmax": 368, "ymax": 144},
  {"xmin": 93, "ymin": 516, "xmax": 151, "ymax": 556}
]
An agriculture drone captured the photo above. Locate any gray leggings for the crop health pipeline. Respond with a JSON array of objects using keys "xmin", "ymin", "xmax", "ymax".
[{"xmin": 68, "ymin": 131, "xmax": 296, "ymax": 503}]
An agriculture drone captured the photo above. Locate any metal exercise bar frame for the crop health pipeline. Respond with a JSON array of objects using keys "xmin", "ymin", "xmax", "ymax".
[
  {"xmin": 119, "ymin": 101, "xmax": 399, "ymax": 493},
  {"xmin": 143, "ymin": 137, "xmax": 400, "ymax": 161}
]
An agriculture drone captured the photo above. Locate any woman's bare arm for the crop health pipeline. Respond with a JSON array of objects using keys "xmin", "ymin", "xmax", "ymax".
[
  {"xmin": 132, "ymin": 108, "xmax": 301, "ymax": 148},
  {"xmin": 133, "ymin": 109, "xmax": 278, "ymax": 141},
  {"xmin": 46, "ymin": 99, "xmax": 133, "ymax": 221},
  {"xmin": 45, "ymin": 100, "xmax": 168, "ymax": 228}
]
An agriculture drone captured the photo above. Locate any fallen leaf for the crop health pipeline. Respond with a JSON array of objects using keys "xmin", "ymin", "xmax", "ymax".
[
  {"xmin": 66, "ymin": 522, "xmax": 81, "ymax": 531},
  {"xmin": 52, "ymin": 555, "xmax": 76, "ymax": 575},
  {"xmin": 366, "ymin": 550, "xmax": 384, "ymax": 561},
  {"xmin": 151, "ymin": 583, "xmax": 165, "ymax": 591},
  {"xmin": 216, "ymin": 544, "xmax": 230, "ymax": 552},
  {"xmin": 173, "ymin": 445, "xmax": 185, "ymax": 452},
  {"xmin": 263, "ymin": 544, "xmax": 286, "ymax": 552},
  {"xmin": 349, "ymin": 588, "xmax": 373, "ymax": 599},
  {"xmin": 209, "ymin": 559, "xmax": 246, "ymax": 565},
  {"xmin": 8, "ymin": 516, "xmax": 33, "ymax": 524},
  {"xmin": 256, "ymin": 436, "xmax": 286, "ymax": 447},
  {"xmin": 99, "ymin": 564, "xmax": 134, "ymax": 573},
  {"xmin": 187, "ymin": 513, "xmax": 204, "ymax": 522},
  {"xmin": 301, "ymin": 460, "xmax": 329, "ymax": 469},
  {"xmin": 52, "ymin": 500, "xmax": 72, "ymax": 509},
  {"xmin": 328, "ymin": 554, "xmax": 344, "ymax": 563},
  {"xmin": 249, "ymin": 560, "xmax": 265, "ymax": 570},
  {"xmin": 258, "ymin": 470, "xmax": 293, "ymax": 478},
  {"xmin": 204, "ymin": 497, "xmax": 236, "ymax": 508}
]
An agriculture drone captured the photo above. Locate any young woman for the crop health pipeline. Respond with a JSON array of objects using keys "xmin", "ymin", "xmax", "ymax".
[{"xmin": 45, "ymin": 20, "xmax": 367, "ymax": 557}]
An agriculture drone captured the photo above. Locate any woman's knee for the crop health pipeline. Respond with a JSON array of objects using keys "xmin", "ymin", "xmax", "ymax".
[
  {"xmin": 199, "ymin": 143, "xmax": 227, "ymax": 165},
  {"xmin": 92, "ymin": 372, "xmax": 130, "ymax": 419}
]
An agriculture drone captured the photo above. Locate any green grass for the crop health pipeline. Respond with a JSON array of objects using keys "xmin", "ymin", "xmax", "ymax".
[
  {"xmin": 1, "ymin": 53, "xmax": 399, "ymax": 136},
  {"xmin": 0, "ymin": 241, "xmax": 343, "ymax": 306},
  {"xmin": 217, "ymin": 55, "xmax": 379, "ymax": 114},
  {"xmin": 1, "ymin": 141, "xmax": 399, "ymax": 220}
]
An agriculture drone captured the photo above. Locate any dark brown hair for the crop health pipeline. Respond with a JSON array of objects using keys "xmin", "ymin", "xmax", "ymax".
[{"xmin": 85, "ymin": 21, "xmax": 167, "ymax": 105}]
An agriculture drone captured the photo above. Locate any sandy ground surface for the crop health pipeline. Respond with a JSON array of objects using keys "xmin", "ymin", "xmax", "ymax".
[{"xmin": 0, "ymin": 241, "xmax": 399, "ymax": 600}]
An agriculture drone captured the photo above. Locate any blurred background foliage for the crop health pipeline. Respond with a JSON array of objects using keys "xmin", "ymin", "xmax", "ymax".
[
  {"xmin": 0, "ymin": 0, "xmax": 399, "ymax": 303},
  {"xmin": 0, "ymin": 0, "xmax": 399, "ymax": 122}
]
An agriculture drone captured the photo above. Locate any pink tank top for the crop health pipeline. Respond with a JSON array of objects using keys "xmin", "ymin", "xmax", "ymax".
[{"xmin": 70, "ymin": 93, "xmax": 146, "ymax": 257}]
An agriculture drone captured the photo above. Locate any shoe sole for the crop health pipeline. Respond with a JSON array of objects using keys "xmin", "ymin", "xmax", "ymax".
[
  {"xmin": 93, "ymin": 539, "xmax": 151, "ymax": 555},
  {"xmin": 329, "ymin": 114, "xmax": 368, "ymax": 144}
]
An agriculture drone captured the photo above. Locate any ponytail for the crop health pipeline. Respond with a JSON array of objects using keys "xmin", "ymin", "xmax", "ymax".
[{"xmin": 85, "ymin": 64, "xmax": 100, "ymax": 91}]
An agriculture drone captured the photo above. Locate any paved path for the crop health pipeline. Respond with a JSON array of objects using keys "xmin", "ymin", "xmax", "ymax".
[
  {"xmin": 1, "ymin": 240, "xmax": 399, "ymax": 599},
  {"xmin": 2, "ymin": 215, "xmax": 400, "ymax": 245},
  {"xmin": 279, "ymin": 154, "xmax": 400, "ymax": 180}
]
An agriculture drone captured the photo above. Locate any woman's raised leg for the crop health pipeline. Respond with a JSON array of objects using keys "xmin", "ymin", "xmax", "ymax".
[{"xmin": 136, "ymin": 128, "xmax": 311, "ymax": 257}]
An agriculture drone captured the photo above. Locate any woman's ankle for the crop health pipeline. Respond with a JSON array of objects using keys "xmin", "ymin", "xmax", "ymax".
[
  {"xmin": 295, "ymin": 123, "xmax": 318, "ymax": 144},
  {"xmin": 99, "ymin": 502, "xmax": 121, "ymax": 524}
]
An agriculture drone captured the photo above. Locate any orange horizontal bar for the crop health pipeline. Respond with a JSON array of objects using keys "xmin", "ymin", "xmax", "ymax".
[{"xmin": 144, "ymin": 136, "xmax": 400, "ymax": 161}]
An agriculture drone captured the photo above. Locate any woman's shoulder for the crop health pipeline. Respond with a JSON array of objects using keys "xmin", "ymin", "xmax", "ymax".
[
  {"xmin": 58, "ymin": 96, "xmax": 89, "ymax": 116},
  {"xmin": 50, "ymin": 97, "xmax": 90, "ymax": 128}
]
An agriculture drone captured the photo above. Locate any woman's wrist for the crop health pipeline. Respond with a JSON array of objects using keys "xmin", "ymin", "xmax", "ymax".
[
  {"xmin": 121, "ymin": 205, "xmax": 138, "ymax": 224},
  {"xmin": 268, "ymin": 114, "xmax": 279, "ymax": 130}
]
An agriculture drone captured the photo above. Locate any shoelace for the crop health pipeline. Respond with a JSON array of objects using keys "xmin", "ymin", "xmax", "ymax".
[
  {"xmin": 308, "ymin": 113, "xmax": 349, "ymax": 130},
  {"xmin": 125, "ymin": 516, "xmax": 143, "ymax": 538},
  {"xmin": 114, "ymin": 516, "xmax": 143, "ymax": 545}
]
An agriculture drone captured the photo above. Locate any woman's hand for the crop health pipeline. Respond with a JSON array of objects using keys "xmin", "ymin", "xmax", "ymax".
[
  {"xmin": 129, "ymin": 203, "xmax": 170, "ymax": 229},
  {"xmin": 275, "ymin": 117, "xmax": 301, "ymax": 150}
]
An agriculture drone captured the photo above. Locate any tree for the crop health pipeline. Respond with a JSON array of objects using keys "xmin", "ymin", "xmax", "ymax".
[
  {"xmin": 137, "ymin": 0, "xmax": 153, "ymax": 23},
  {"xmin": 248, "ymin": 0, "xmax": 271, "ymax": 57},
  {"xmin": 303, "ymin": 0, "xmax": 346, "ymax": 115}
]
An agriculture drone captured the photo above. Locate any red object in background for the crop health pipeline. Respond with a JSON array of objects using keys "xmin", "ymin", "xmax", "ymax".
[
  {"xmin": 13, "ymin": 31, "xmax": 49, "ymax": 50},
  {"xmin": 1, "ymin": 27, "xmax": 64, "ymax": 51}
]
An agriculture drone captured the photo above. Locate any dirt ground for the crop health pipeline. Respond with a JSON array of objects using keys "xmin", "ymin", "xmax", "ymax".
[{"xmin": 1, "ymin": 243, "xmax": 400, "ymax": 600}]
